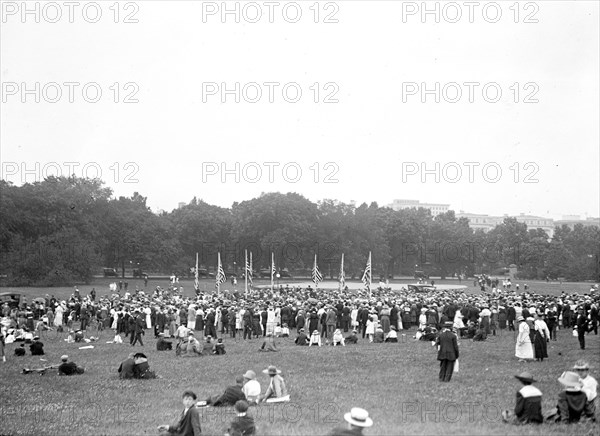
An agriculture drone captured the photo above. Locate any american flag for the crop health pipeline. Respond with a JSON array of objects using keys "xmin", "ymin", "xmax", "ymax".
[
  {"xmin": 361, "ymin": 251, "xmax": 372, "ymax": 290},
  {"xmin": 339, "ymin": 253, "xmax": 345, "ymax": 290},
  {"xmin": 246, "ymin": 251, "xmax": 253, "ymax": 287},
  {"xmin": 312, "ymin": 254, "xmax": 323, "ymax": 287},
  {"xmin": 194, "ymin": 252, "xmax": 199, "ymax": 291},
  {"xmin": 215, "ymin": 252, "xmax": 226, "ymax": 289}
]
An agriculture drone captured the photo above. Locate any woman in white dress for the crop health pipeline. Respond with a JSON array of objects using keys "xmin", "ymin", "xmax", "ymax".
[
  {"xmin": 365, "ymin": 316, "xmax": 375, "ymax": 342},
  {"xmin": 453, "ymin": 310, "xmax": 465, "ymax": 331},
  {"xmin": 144, "ymin": 306, "xmax": 152, "ymax": 329},
  {"xmin": 350, "ymin": 305, "xmax": 359, "ymax": 330},
  {"xmin": 187, "ymin": 305, "xmax": 196, "ymax": 330},
  {"xmin": 515, "ymin": 316, "xmax": 534, "ymax": 361},
  {"xmin": 54, "ymin": 304, "xmax": 64, "ymax": 328}
]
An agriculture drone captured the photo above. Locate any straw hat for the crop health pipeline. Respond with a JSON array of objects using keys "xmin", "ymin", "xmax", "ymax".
[
  {"xmin": 514, "ymin": 372, "xmax": 536, "ymax": 383},
  {"xmin": 558, "ymin": 371, "xmax": 583, "ymax": 390},
  {"xmin": 573, "ymin": 360, "xmax": 590, "ymax": 370},
  {"xmin": 262, "ymin": 365, "xmax": 282, "ymax": 376},
  {"xmin": 242, "ymin": 370, "xmax": 256, "ymax": 380},
  {"xmin": 344, "ymin": 408, "xmax": 373, "ymax": 427}
]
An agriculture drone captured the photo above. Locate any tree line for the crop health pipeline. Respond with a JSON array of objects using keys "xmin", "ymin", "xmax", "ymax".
[{"xmin": 1, "ymin": 176, "xmax": 598, "ymax": 286}]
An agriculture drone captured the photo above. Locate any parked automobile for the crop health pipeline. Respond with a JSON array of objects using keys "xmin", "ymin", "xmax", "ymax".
[
  {"xmin": 0, "ymin": 292, "xmax": 23, "ymax": 309},
  {"xmin": 103, "ymin": 268, "xmax": 118, "ymax": 277}
]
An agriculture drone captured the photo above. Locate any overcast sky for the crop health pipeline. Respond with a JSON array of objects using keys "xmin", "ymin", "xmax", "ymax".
[{"xmin": 1, "ymin": 1, "xmax": 598, "ymax": 219}]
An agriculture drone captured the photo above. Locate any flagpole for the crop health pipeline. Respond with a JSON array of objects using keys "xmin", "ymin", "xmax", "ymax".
[
  {"xmin": 314, "ymin": 254, "xmax": 317, "ymax": 289},
  {"xmin": 249, "ymin": 251, "xmax": 253, "ymax": 290},
  {"xmin": 339, "ymin": 253, "xmax": 344, "ymax": 291},
  {"xmin": 195, "ymin": 252, "xmax": 199, "ymax": 293},
  {"xmin": 216, "ymin": 252, "xmax": 221, "ymax": 293},
  {"xmin": 368, "ymin": 251, "xmax": 372, "ymax": 299},
  {"xmin": 271, "ymin": 252, "xmax": 275, "ymax": 290},
  {"xmin": 244, "ymin": 250, "xmax": 248, "ymax": 293}
]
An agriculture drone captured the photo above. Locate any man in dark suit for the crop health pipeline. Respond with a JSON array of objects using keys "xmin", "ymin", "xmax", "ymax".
[
  {"xmin": 206, "ymin": 376, "xmax": 246, "ymax": 407},
  {"xmin": 507, "ymin": 303, "xmax": 516, "ymax": 331},
  {"xmin": 158, "ymin": 390, "xmax": 202, "ymax": 436},
  {"xmin": 436, "ymin": 321, "xmax": 459, "ymax": 382}
]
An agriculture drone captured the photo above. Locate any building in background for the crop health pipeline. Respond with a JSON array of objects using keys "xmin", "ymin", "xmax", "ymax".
[{"xmin": 387, "ymin": 199, "xmax": 450, "ymax": 217}]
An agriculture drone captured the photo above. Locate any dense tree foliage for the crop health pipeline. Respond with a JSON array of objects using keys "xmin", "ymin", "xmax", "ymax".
[{"xmin": 1, "ymin": 177, "xmax": 598, "ymax": 285}]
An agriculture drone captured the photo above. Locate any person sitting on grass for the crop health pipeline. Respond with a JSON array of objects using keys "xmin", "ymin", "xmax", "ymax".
[
  {"xmin": 225, "ymin": 400, "xmax": 256, "ymax": 436},
  {"xmin": 332, "ymin": 329, "xmax": 345, "ymax": 346},
  {"xmin": 501, "ymin": 372, "xmax": 543, "ymax": 424},
  {"xmin": 294, "ymin": 328, "xmax": 309, "ymax": 346},
  {"xmin": 550, "ymin": 371, "xmax": 588, "ymax": 423},
  {"xmin": 281, "ymin": 323, "xmax": 290, "ymax": 338},
  {"xmin": 158, "ymin": 390, "xmax": 202, "ymax": 436},
  {"xmin": 259, "ymin": 333, "xmax": 279, "ymax": 352},
  {"xmin": 133, "ymin": 353, "xmax": 157, "ymax": 379},
  {"xmin": 259, "ymin": 365, "xmax": 289, "ymax": 403},
  {"xmin": 14, "ymin": 343, "xmax": 26, "ymax": 356},
  {"xmin": 206, "ymin": 375, "xmax": 246, "ymax": 407},
  {"xmin": 156, "ymin": 333, "xmax": 173, "ymax": 351},
  {"xmin": 242, "ymin": 370, "xmax": 261, "ymax": 404},
  {"xmin": 213, "ymin": 338, "xmax": 226, "ymax": 355},
  {"xmin": 179, "ymin": 332, "xmax": 202, "ymax": 357},
  {"xmin": 328, "ymin": 407, "xmax": 373, "ymax": 436},
  {"xmin": 309, "ymin": 330, "xmax": 322, "ymax": 347},
  {"xmin": 118, "ymin": 353, "xmax": 135, "ymax": 379},
  {"xmin": 58, "ymin": 355, "xmax": 84, "ymax": 376},
  {"xmin": 345, "ymin": 330, "xmax": 359, "ymax": 344},
  {"xmin": 29, "ymin": 336, "xmax": 44, "ymax": 355},
  {"xmin": 202, "ymin": 336, "xmax": 214, "ymax": 355},
  {"xmin": 385, "ymin": 326, "xmax": 398, "ymax": 343},
  {"xmin": 573, "ymin": 360, "xmax": 598, "ymax": 421},
  {"xmin": 473, "ymin": 323, "xmax": 487, "ymax": 342}
]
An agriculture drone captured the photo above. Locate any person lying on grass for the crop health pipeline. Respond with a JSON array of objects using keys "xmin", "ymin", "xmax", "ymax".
[
  {"xmin": 58, "ymin": 355, "xmax": 84, "ymax": 376},
  {"xmin": 205, "ymin": 375, "xmax": 246, "ymax": 407}
]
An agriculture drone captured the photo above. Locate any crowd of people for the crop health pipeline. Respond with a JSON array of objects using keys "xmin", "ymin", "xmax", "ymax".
[{"xmin": 1, "ymin": 279, "xmax": 598, "ymax": 434}]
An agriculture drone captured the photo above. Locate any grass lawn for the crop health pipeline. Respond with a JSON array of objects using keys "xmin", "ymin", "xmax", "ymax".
[{"xmin": 1, "ymin": 279, "xmax": 599, "ymax": 435}]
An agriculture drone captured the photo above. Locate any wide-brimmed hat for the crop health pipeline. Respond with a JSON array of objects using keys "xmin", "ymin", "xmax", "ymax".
[
  {"xmin": 558, "ymin": 371, "xmax": 583, "ymax": 390},
  {"xmin": 344, "ymin": 408, "xmax": 373, "ymax": 427},
  {"xmin": 242, "ymin": 370, "xmax": 256, "ymax": 380},
  {"xmin": 443, "ymin": 321, "xmax": 454, "ymax": 328},
  {"xmin": 61, "ymin": 355, "xmax": 68, "ymax": 361},
  {"xmin": 262, "ymin": 365, "xmax": 282, "ymax": 376},
  {"xmin": 573, "ymin": 360, "xmax": 590, "ymax": 370},
  {"xmin": 515, "ymin": 372, "xmax": 536, "ymax": 383},
  {"xmin": 516, "ymin": 316, "xmax": 524, "ymax": 322}
]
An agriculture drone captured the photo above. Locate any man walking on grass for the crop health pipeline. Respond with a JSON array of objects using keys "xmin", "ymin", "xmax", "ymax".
[{"xmin": 436, "ymin": 321, "xmax": 459, "ymax": 382}]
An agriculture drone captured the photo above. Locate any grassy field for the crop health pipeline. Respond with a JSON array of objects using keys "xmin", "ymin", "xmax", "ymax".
[{"xmin": 1, "ymin": 279, "xmax": 599, "ymax": 436}]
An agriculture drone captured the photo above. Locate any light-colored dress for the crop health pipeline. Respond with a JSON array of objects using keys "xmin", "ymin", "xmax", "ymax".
[
  {"xmin": 453, "ymin": 311, "xmax": 465, "ymax": 330},
  {"xmin": 54, "ymin": 306, "xmax": 64, "ymax": 327},
  {"xmin": 515, "ymin": 322, "xmax": 534, "ymax": 359}
]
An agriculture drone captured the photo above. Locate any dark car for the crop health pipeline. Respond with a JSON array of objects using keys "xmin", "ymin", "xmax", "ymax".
[
  {"xmin": 103, "ymin": 268, "xmax": 118, "ymax": 277},
  {"xmin": 278, "ymin": 268, "xmax": 292, "ymax": 278},
  {"xmin": 414, "ymin": 270, "xmax": 429, "ymax": 280},
  {"xmin": 0, "ymin": 292, "xmax": 23, "ymax": 309}
]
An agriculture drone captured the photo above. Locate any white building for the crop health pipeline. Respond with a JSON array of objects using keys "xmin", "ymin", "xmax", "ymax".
[{"xmin": 387, "ymin": 199, "xmax": 450, "ymax": 217}]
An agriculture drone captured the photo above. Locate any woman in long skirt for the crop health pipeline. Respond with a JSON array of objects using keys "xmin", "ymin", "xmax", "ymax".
[
  {"xmin": 515, "ymin": 317, "xmax": 534, "ymax": 361},
  {"xmin": 533, "ymin": 314, "xmax": 550, "ymax": 361},
  {"xmin": 380, "ymin": 306, "xmax": 391, "ymax": 334}
]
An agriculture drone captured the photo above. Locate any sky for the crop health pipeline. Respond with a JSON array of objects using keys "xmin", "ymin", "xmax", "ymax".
[{"xmin": 1, "ymin": 0, "xmax": 599, "ymax": 219}]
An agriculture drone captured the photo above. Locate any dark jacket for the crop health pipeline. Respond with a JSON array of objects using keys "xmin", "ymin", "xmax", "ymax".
[
  {"xmin": 168, "ymin": 406, "xmax": 202, "ymax": 436},
  {"xmin": 213, "ymin": 385, "xmax": 245, "ymax": 407},
  {"xmin": 557, "ymin": 390, "xmax": 587, "ymax": 423},
  {"xmin": 228, "ymin": 414, "xmax": 255, "ymax": 436},
  {"xmin": 118, "ymin": 358, "xmax": 135, "ymax": 379},
  {"xmin": 436, "ymin": 330, "xmax": 459, "ymax": 361},
  {"xmin": 515, "ymin": 385, "xmax": 543, "ymax": 423}
]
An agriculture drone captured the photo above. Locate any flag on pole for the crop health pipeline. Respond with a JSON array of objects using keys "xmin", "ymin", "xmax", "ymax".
[
  {"xmin": 270, "ymin": 252, "xmax": 275, "ymax": 290},
  {"xmin": 312, "ymin": 254, "xmax": 323, "ymax": 288},
  {"xmin": 339, "ymin": 253, "xmax": 345, "ymax": 291},
  {"xmin": 194, "ymin": 252, "xmax": 199, "ymax": 292},
  {"xmin": 245, "ymin": 250, "xmax": 253, "ymax": 290},
  {"xmin": 215, "ymin": 252, "xmax": 226, "ymax": 290},
  {"xmin": 362, "ymin": 251, "xmax": 372, "ymax": 293},
  {"xmin": 244, "ymin": 250, "xmax": 248, "ymax": 292}
]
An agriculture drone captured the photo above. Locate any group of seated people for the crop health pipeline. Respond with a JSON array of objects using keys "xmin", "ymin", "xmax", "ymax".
[
  {"xmin": 502, "ymin": 360, "xmax": 598, "ymax": 424},
  {"xmin": 171, "ymin": 332, "xmax": 226, "ymax": 357},
  {"xmin": 118, "ymin": 352, "xmax": 157, "ymax": 379},
  {"xmin": 204, "ymin": 365, "xmax": 290, "ymax": 407},
  {"xmin": 14, "ymin": 336, "xmax": 45, "ymax": 356},
  {"xmin": 293, "ymin": 327, "xmax": 398, "ymax": 347}
]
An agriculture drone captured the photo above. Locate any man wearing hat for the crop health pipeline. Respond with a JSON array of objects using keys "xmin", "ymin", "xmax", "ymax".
[
  {"xmin": 573, "ymin": 360, "xmax": 598, "ymax": 420},
  {"xmin": 502, "ymin": 372, "xmax": 543, "ymax": 424},
  {"xmin": 260, "ymin": 365, "xmax": 289, "ymax": 403},
  {"xmin": 436, "ymin": 321, "xmax": 459, "ymax": 382},
  {"xmin": 58, "ymin": 355, "xmax": 84, "ymax": 376},
  {"xmin": 328, "ymin": 407, "xmax": 373, "ymax": 435},
  {"xmin": 29, "ymin": 336, "xmax": 44, "ymax": 355},
  {"xmin": 294, "ymin": 328, "xmax": 309, "ymax": 346}
]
